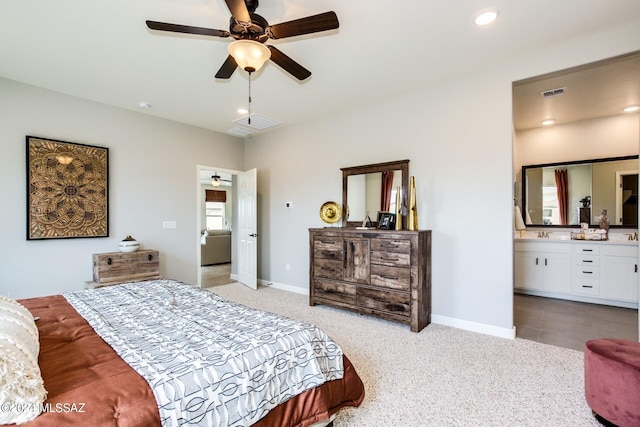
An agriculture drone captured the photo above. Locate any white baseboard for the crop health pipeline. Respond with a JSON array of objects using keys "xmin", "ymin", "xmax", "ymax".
[
  {"xmin": 258, "ymin": 279, "xmax": 309, "ymax": 295},
  {"xmin": 250, "ymin": 278, "xmax": 516, "ymax": 340},
  {"xmin": 431, "ymin": 314, "xmax": 516, "ymax": 340}
]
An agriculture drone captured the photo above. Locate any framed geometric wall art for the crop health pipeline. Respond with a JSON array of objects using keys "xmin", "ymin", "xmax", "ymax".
[{"xmin": 26, "ymin": 135, "xmax": 109, "ymax": 240}]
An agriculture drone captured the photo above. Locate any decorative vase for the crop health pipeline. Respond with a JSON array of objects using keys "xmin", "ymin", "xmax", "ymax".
[
  {"xmin": 408, "ymin": 176, "xmax": 418, "ymax": 231},
  {"xmin": 599, "ymin": 210, "xmax": 610, "ymax": 239},
  {"xmin": 118, "ymin": 235, "xmax": 140, "ymax": 252},
  {"xmin": 395, "ymin": 186, "xmax": 402, "ymax": 230}
]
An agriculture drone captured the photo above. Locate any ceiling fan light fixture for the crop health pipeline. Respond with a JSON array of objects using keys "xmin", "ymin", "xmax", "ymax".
[
  {"xmin": 228, "ymin": 40, "xmax": 271, "ymax": 73},
  {"xmin": 211, "ymin": 174, "xmax": 221, "ymax": 187}
]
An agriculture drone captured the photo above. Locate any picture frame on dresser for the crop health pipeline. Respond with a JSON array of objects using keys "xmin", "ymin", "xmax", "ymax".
[
  {"xmin": 377, "ymin": 212, "xmax": 395, "ymax": 230},
  {"xmin": 26, "ymin": 135, "xmax": 109, "ymax": 240}
]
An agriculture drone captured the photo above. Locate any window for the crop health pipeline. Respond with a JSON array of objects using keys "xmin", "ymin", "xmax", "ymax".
[
  {"xmin": 388, "ymin": 188, "xmax": 398, "ymax": 214},
  {"xmin": 205, "ymin": 190, "xmax": 227, "ymax": 230},
  {"xmin": 542, "ymin": 186, "xmax": 559, "ymax": 225},
  {"xmin": 206, "ymin": 202, "xmax": 226, "ymax": 230}
]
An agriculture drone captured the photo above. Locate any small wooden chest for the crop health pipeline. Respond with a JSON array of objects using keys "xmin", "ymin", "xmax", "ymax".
[{"xmin": 87, "ymin": 249, "xmax": 161, "ymax": 288}]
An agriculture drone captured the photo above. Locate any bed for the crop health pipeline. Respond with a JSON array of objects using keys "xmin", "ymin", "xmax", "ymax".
[{"xmin": 1, "ymin": 280, "xmax": 364, "ymax": 426}]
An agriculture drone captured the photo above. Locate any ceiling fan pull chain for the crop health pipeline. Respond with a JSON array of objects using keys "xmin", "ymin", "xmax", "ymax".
[{"xmin": 248, "ymin": 71, "xmax": 252, "ymax": 125}]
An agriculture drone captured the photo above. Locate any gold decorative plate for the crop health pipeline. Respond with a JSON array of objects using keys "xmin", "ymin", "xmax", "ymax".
[{"xmin": 319, "ymin": 201, "xmax": 342, "ymax": 224}]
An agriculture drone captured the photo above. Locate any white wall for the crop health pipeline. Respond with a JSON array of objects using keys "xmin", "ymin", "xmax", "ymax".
[
  {"xmin": 245, "ymin": 23, "xmax": 640, "ymax": 337},
  {"xmin": 0, "ymin": 78, "xmax": 244, "ymax": 299}
]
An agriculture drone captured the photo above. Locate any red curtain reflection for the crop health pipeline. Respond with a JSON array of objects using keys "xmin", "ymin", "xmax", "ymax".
[
  {"xmin": 381, "ymin": 171, "xmax": 394, "ymax": 212},
  {"xmin": 555, "ymin": 169, "xmax": 568, "ymax": 225}
]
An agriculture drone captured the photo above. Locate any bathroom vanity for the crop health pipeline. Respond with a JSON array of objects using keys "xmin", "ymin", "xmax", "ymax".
[{"xmin": 514, "ymin": 238, "xmax": 638, "ymax": 308}]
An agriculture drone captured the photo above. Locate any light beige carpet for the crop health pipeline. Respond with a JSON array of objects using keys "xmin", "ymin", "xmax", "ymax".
[{"xmin": 209, "ymin": 283, "xmax": 599, "ymax": 427}]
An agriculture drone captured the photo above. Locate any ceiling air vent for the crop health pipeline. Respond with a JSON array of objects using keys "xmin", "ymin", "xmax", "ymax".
[
  {"xmin": 226, "ymin": 127, "xmax": 257, "ymax": 137},
  {"xmin": 541, "ymin": 87, "xmax": 566, "ymax": 98},
  {"xmin": 227, "ymin": 113, "xmax": 282, "ymax": 138},
  {"xmin": 232, "ymin": 114, "xmax": 282, "ymax": 130}
]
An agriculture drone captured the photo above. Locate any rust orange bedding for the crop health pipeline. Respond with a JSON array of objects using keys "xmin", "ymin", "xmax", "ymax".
[{"xmin": 16, "ymin": 294, "xmax": 364, "ymax": 427}]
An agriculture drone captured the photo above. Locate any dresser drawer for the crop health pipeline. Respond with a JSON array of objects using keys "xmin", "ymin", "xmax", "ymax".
[
  {"xmin": 371, "ymin": 250, "xmax": 410, "ymax": 267},
  {"xmin": 573, "ymin": 278, "xmax": 600, "ymax": 296},
  {"xmin": 313, "ymin": 237, "xmax": 343, "ymax": 260},
  {"xmin": 370, "ymin": 265, "xmax": 410, "ymax": 291},
  {"xmin": 574, "ymin": 255, "xmax": 600, "ymax": 267},
  {"xmin": 371, "ymin": 238, "xmax": 410, "ymax": 254},
  {"xmin": 313, "ymin": 279, "xmax": 356, "ymax": 305},
  {"xmin": 357, "ymin": 287, "xmax": 410, "ymax": 316},
  {"xmin": 575, "ymin": 266, "xmax": 600, "ymax": 278},
  {"xmin": 574, "ymin": 244, "xmax": 600, "ymax": 255},
  {"xmin": 314, "ymin": 258, "xmax": 343, "ymax": 280}
]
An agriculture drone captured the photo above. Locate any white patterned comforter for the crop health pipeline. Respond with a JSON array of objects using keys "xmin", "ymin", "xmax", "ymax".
[{"xmin": 64, "ymin": 280, "xmax": 343, "ymax": 426}]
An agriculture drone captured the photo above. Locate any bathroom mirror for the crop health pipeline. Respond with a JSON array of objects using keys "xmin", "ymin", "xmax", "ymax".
[
  {"xmin": 521, "ymin": 155, "xmax": 638, "ymax": 227},
  {"xmin": 341, "ymin": 160, "xmax": 409, "ymax": 228}
]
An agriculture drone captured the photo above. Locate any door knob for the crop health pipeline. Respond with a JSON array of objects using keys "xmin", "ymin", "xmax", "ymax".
[{"xmin": 249, "ymin": 233, "xmax": 258, "ymax": 237}]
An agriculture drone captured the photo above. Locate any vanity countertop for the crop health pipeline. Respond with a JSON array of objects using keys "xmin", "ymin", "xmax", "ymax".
[{"xmin": 515, "ymin": 234, "xmax": 638, "ymax": 246}]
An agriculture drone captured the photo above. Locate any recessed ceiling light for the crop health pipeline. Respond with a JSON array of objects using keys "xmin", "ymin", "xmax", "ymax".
[
  {"xmin": 541, "ymin": 119, "xmax": 555, "ymax": 126},
  {"xmin": 138, "ymin": 101, "xmax": 152, "ymax": 109},
  {"xmin": 623, "ymin": 105, "xmax": 639, "ymax": 113},
  {"xmin": 237, "ymin": 108, "xmax": 249, "ymax": 114},
  {"xmin": 474, "ymin": 8, "xmax": 500, "ymax": 26}
]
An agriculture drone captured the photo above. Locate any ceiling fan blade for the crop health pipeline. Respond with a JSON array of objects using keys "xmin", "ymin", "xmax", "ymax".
[
  {"xmin": 268, "ymin": 11, "xmax": 339, "ymax": 40},
  {"xmin": 224, "ymin": 0, "xmax": 251, "ymax": 22},
  {"xmin": 146, "ymin": 20, "xmax": 230, "ymax": 38},
  {"xmin": 267, "ymin": 46, "xmax": 311, "ymax": 81},
  {"xmin": 215, "ymin": 55, "xmax": 238, "ymax": 79}
]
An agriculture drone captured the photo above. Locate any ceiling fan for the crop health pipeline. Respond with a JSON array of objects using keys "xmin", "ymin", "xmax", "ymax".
[
  {"xmin": 146, "ymin": 0, "xmax": 339, "ymax": 81},
  {"xmin": 211, "ymin": 173, "xmax": 232, "ymax": 187}
]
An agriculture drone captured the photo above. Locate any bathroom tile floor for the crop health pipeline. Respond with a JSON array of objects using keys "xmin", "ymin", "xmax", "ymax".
[{"xmin": 514, "ymin": 293, "xmax": 638, "ymax": 352}]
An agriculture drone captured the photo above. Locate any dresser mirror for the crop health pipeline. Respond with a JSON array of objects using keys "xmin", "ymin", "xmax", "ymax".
[
  {"xmin": 342, "ymin": 160, "xmax": 409, "ymax": 228},
  {"xmin": 522, "ymin": 155, "xmax": 639, "ymax": 227}
]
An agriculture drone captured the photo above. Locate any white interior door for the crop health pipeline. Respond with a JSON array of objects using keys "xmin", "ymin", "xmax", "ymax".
[{"xmin": 237, "ymin": 168, "xmax": 258, "ymax": 289}]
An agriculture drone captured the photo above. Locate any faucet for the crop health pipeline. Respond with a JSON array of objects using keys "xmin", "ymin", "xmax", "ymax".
[{"xmin": 537, "ymin": 231, "xmax": 549, "ymax": 238}]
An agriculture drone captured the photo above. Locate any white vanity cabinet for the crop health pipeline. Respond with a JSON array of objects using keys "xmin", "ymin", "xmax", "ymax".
[
  {"xmin": 515, "ymin": 239, "xmax": 639, "ymax": 308},
  {"xmin": 601, "ymin": 245, "xmax": 638, "ymax": 303},
  {"xmin": 514, "ymin": 242, "xmax": 571, "ymax": 294}
]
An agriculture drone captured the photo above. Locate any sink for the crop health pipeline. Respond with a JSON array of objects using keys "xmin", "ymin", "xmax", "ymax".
[
  {"xmin": 534, "ymin": 232, "xmax": 570, "ymax": 240},
  {"xmin": 548, "ymin": 235, "xmax": 570, "ymax": 240}
]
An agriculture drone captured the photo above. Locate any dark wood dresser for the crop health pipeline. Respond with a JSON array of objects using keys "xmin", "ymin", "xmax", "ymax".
[{"xmin": 309, "ymin": 228, "xmax": 431, "ymax": 332}]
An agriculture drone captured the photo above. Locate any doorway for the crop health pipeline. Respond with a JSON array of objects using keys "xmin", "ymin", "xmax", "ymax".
[
  {"xmin": 198, "ymin": 166, "xmax": 237, "ymax": 289},
  {"xmin": 512, "ymin": 52, "xmax": 640, "ymax": 349},
  {"xmin": 196, "ymin": 165, "xmax": 258, "ymax": 290},
  {"xmin": 617, "ymin": 171, "xmax": 638, "ymax": 226}
]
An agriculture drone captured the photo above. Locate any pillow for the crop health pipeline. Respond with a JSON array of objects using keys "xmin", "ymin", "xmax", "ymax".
[
  {"xmin": 0, "ymin": 299, "xmax": 39, "ymax": 357},
  {"xmin": 0, "ymin": 296, "xmax": 46, "ymax": 424}
]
